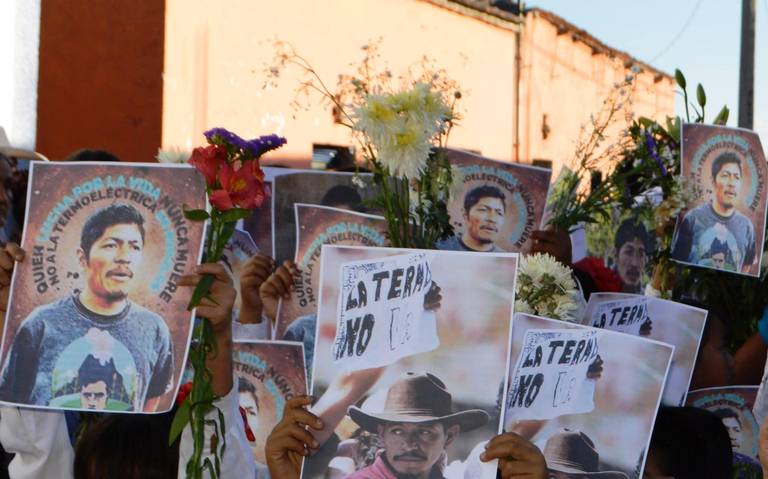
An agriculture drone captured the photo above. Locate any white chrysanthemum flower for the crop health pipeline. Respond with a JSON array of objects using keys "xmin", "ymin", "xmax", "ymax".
[
  {"xmin": 156, "ymin": 147, "xmax": 191, "ymax": 164},
  {"xmin": 515, "ymin": 253, "xmax": 580, "ymax": 321}
]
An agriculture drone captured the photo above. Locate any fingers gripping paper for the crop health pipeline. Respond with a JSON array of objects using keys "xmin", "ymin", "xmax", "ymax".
[
  {"xmin": 332, "ymin": 252, "xmax": 438, "ymax": 371},
  {"xmin": 507, "ymin": 329, "xmax": 598, "ymax": 420}
]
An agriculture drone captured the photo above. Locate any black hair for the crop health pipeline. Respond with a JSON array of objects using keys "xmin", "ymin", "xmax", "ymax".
[
  {"xmin": 711, "ymin": 152, "xmax": 742, "ymax": 179},
  {"xmin": 74, "ymin": 409, "xmax": 179, "ymax": 479},
  {"xmin": 712, "ymin": 407, "xmax": 742, "ymax": 425},
  {"xmin": 463, "ymin": 185, "xmax": 506, "ymax": 213},
  {"xmin": 321, "ymin": 185, "xmax": 363, "ymax": 211},
  {"xmin": 78, "ymin": 354, "xmax": 118, "ymax": 393},
  {"xmin": 614, "ymin": 218, "xmax": 651, "ymax": 251},
  {"xmin": 709, "ymin": 237, "xmax": 730, "ymax": 256},
  {"xmin": 648, "ymin": 406, "xmax": 732, "ymax": 479},
  {"xmin": 80, "ymin": 203, "xmax": 145, "ymax": 259},
  {"xmin": 237, "ymin": 377, "xmax": 259, "ymax": 409},
  {"xmin": 64, "ymin": 149, "xmax": 121, "ymax": 163}
]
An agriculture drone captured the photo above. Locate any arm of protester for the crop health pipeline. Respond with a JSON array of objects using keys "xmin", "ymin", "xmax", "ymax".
[
  {"xmin": 530, "ymin": 229, "xmax": 572, "ymax": 267},
  {"xmin": 733, "ymin": 332, "xmax": 768, "ymax": 385},
  {"xmin": 239, "ymin": 254, "xmax": 275, "ymax": 324},
  {"xmin": 177, "ymin": 263, "xmax": 256, "ymax": 478},
  {"xmin": 266, "ymin": 395, "xmax": 325, "ymax": 479},
  {"xmin": 311, "ymin": 367, "xmax": 386, "ymax": 446},
  {"xmin": 259, "ymin": 260, "xmax": 300, "ymax": 323},
  {"xmin": 0, "ymin": 407, "xmax": 74, "ymax": 479},
  {"xmin": 480, "ymin": 432, "xmax": 547, "ymax": 479}
]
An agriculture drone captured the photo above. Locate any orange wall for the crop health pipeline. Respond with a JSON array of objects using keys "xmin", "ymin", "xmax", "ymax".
[
  {"xmin": 520, "ymin": 10, "xmax": 675, "ymax": 174},
  {"xmin": 162, "ymin": 0, "xmax": 520, "ymax": 162},
  {"xmin": 36, "ymin": 0, "xmax": 165, "ymax": 161}
]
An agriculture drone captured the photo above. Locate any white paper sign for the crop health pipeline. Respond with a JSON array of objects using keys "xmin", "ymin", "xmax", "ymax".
[
  {"xmin": 506, "ymin": 328, "xmax": 598, "ymax": 420},
  {"xmin": 589, "ymin": 296, "xmax": 649, "ymax": 335},
  {"xmin": 332, "ymin": 252, "xmax": 438, "ymax": 371}
]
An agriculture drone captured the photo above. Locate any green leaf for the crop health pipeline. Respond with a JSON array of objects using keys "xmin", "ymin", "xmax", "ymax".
[
  {"xmin": 168, "ymin": 399, "xmax": 191, "ymax": 446},
  {"xmin": 713, "ymin": 105, "xmax": 730, "ymax": 125},
  {"xmin": 220, "ymin": 207, "xmax": 251, "ymax": 223},
  {"xmin": 183, "ymin": 206, "xmax": 210, "ymax": 221},
  {"xmin": 188, "ymin": 274, "xmax": 216, "ymax": 310},
  {"xmin": 696, "ymin": 84, "xmax": 706, "ymax": 107},
  {"xmin": 674, "ymin": 69, "xmax": 687, "ymax": 89}
]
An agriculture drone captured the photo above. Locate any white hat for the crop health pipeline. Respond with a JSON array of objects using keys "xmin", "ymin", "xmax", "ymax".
[{"xmin": 0, "ymin": 127, "xmax": 48, "ymax": 161}]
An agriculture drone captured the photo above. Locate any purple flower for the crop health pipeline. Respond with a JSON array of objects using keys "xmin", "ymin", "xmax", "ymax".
[
  {"xmin": 645, "ymin": 131, "xmax": 667, "ymax": 177},
  {"xmin": 204, "ymin": 127, "xmax": 249, "ymax": 150},
  {"xmin": 244, "ymin": 134, "xmax": 287, "ymax": 158}
]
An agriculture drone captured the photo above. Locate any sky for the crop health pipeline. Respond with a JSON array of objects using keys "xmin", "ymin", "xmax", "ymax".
[{"xmin": 526, "ymin": 0, "xmax": 767, "ymax": 141}]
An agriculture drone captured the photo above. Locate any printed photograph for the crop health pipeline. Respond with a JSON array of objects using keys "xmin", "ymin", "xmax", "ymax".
[
  {"xmin": 275, "ymin": 204, "xmax": 388, "ymax": 340},
  {"xmin": 302, "ymin": 245, "xmax": 518, "ymax": 479},
  {"xmin": 438, "ymin": 149, "xmax": 551, "ymax": 253},
  {"xmin": 671, "ymin": 124, "xmax": 767, "ymax": 277},
  {"xmin": 0, "ymin": 162, "xmax": 207, "ymax": 413},
  {"xmin": 504, "ymin": 313, "xmax": 673, "ymax": 479},
  {"xmin": 583, "ymin": 293, "xmax": 707, "ymax": 405}
]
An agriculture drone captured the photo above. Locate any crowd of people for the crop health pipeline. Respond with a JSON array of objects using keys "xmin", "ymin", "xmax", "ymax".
[{"xmin": 0, "ymin": 148, "xmax": 765, "ymax": 478}]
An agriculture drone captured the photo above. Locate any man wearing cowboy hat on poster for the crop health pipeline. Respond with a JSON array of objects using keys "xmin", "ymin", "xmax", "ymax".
[
  {"xmin": 543, "ymin": 429, "xmax": 628, "ymax": 479},
  {"xmin": 344, "ymin": 372, "xmax": 490, "ymax": 479}
]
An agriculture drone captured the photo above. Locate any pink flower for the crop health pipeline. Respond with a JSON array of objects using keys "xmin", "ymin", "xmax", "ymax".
[{"xmin": 189, "ymin": 145, "xmax": 227, "ymax": 188}]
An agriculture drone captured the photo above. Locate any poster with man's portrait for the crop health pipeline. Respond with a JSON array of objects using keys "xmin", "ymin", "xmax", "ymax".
[
  {"xmin": 504, "ymin": 313, "xmax": 673, "ymax": 479},
  {"xmin": 671, "ymin": 124, "xmax": 767, "ymax": 277},
  {"xmin": 0, "ymin": 162, "xmax": 206, "ymax": 413},
  {"xmin": 438, "ymin": 149, "xmax": 551, "ymax": 253},
  {"xmin": 272, "ymin": 171, "xmax": 377, "ymax": 264},
  {"xmin": 241, "ymin": 166, "xmax": 300, "ymax": 258},
  {"xmin": 583, "ymin": 293, "xmax": 706, "ymax": 406},
  {"xmin": 275, "ymin": 204, "xmax": 388, "ymax": 340},
  {"xmin": 687, "ymin": 386, "xmax": 762, "ymax": 472},
  {"xmin": 233, "ymin": 340, "xmax": 306, "ymax": 466},
  {"xmin": 302, "ymin": 245, "xmax": 518, "ymax": 479}
]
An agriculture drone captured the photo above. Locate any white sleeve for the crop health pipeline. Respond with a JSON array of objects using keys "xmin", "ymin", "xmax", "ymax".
[
  {"xmin": 177, "ymin": 377, "xmax": 257, "ymax": 479},
  {"xmin": 0, "ymin": 406, "xmax": 75, "ymax": 479}
]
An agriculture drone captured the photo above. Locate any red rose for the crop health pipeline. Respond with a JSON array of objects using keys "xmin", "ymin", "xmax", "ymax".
[{"xmin": 574, "ymin": 256, "xmax": 623, "ymax": 292}]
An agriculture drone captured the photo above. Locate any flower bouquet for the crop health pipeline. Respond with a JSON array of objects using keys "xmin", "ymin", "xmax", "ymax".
[
  {"xmin": 169, "ymin": 128, "xmax": 285, "ymax": 479},
  {"xmin": 515, "ymin": 253, "xmax": 580, "ymax": 322}
]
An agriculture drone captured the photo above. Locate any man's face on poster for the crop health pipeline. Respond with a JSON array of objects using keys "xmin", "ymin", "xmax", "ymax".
[
  {"xmin": 239, "ymin": 391, "xmax": 259, "ymax": 442},
  {"xmin": 377, "ymin": 422, "xmax": 457, "ymax": 477},
  {"xmin": 80, "ymin": 380, "xmax": 108, "ymax": 409},
  {"xmin": 465, "ymin": 197, "xmax": 505, "ymax": 245},
  {"xmin": 721, "ymin": 416, "xmax": 742, "ymax": 450},
  {"xmin": 80, "ymin": 223, "xmax": 144, "ymax": 302},
  {"xmin": 712, "ymin": 252, "xmax": 726, "ymax": 269},
  {"xmin": 616, "ymin": 237, "xmax": 647, "ymax": 288},
  {"xmin": 713, "ymin": 162, "xmax": 742, "ymax": 210}
]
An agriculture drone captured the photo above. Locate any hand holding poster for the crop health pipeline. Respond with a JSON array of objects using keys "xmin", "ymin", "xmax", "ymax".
[
  {"xmin": 332, "ymin": 252, "xmax": 438, "ymax": 371},
  {"xmin": 507, "ymin": 326, "xmax": 598, "ymax": 420},
  {"xmin": 0, "ymin": 162, "xmax": 206, "ymax": 413},
  {"xmin": 275, "ymin": 204, "xmax": 388, "ymax": 339},
  {"xmin": 670, "ymin": 124, "xmax": 767, "ymax": 277},
  {"xmin": 439, "ymin": 149, "xmax": 551, "ymax": 253},
  {"xmin": 583, "ymin": 292, "xmax": 707, "ymax": 406}
]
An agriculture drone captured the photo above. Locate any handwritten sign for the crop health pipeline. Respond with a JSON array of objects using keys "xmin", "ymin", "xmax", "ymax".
[
  {"xmin": 332, "ymin": 252, "xmax": 438, "ymax": 371},
  {"xmin": 506, "ymin": 328, "xmax": 598, "ymax": 420},
  {"xmin": 589, "ymin": 296, "xmax": 649, "ymax": 335}
]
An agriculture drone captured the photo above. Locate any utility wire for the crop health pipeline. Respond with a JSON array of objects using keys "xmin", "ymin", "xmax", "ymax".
[{"xmin": 649, "ymin": 0, "xmax": 704, "ymax": 63}]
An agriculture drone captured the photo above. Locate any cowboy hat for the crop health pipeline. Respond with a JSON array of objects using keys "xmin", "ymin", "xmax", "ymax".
[
  {"xmin": 544, "ymin": 429, "xmax": 628, "ymax": 478},
  {"xmin": 348, "ymin": 372, "xmax": 489, "ymax": 433},
  {"xmin": 0, "ymin": 127, "xmax": 48, "ymax": 161}
]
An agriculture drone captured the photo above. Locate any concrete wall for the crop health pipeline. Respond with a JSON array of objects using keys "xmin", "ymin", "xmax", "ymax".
[
  {"xmin": 162, "ymin": 0, "xmax": 520, "ymax": 163},
  {"xmin": 36, "ymin": 0, "xmax": 165, "ymax": 161}
]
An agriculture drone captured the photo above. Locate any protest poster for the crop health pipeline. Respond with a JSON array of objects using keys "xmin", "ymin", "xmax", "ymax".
[
  {"xmin": 272, "ymin": 171, "xmax": 377, "ymax": 264},
  {"xmin": 232, "ymin": 340, "xmax": 306, "ymax": 466},
  {"xmin": 583, "ymin": 292, "xmax": 706, "ymax": 406},
  {"xmin": 0, "ymin": 162, "xmax": 206, "ymax": 413},
  {"xmin": 275, "ymin": 204, "xmax": 389, "ymax": 340},
  {"xmin": 586, "ymin": 295, "xmax": 649, "ymax": 335},
  {"xmin": 504, "ymin": 313, "xmax": 673, "ymax": 479},
  {"xmin": 438, "ymin": 149, "xmax": 551, "ymax": 253},
  {"xmin": 302, "ymin": 245, "xmax": 518, "ymax": 479},
  {"xmin": 687, "ymin": 386, "xmax": 762, "ymax": 471},
  {"xmin": 671, "ymin": 124, "xmax": 767, "ymax": 277}
]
